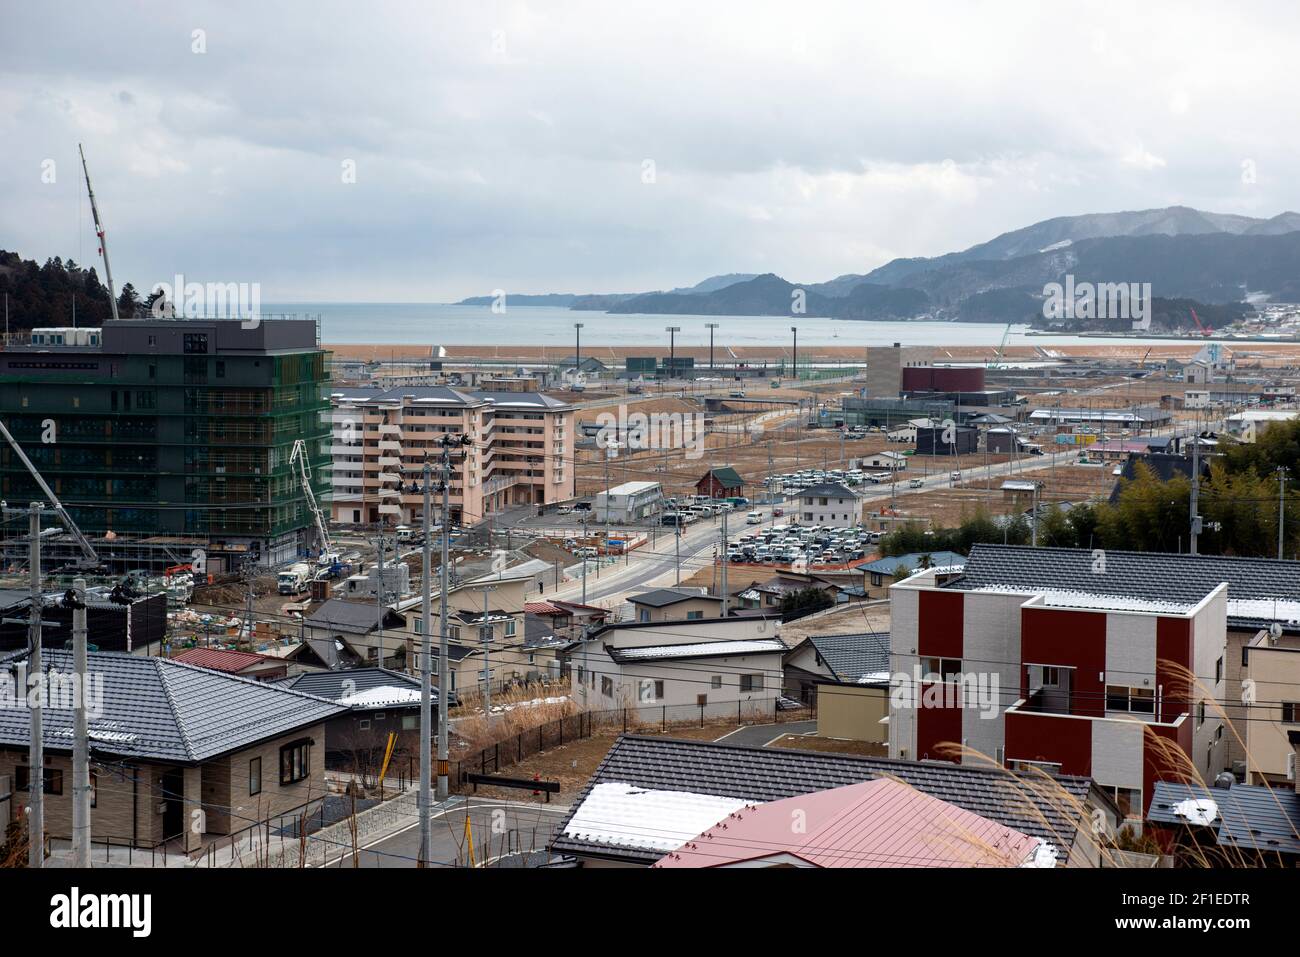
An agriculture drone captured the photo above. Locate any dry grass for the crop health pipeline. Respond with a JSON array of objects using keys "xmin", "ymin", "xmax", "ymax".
[
  {"xmin": 449, "ymin": 680, "xmax": 577, "ymax": 754},
  {"xmin": 768, "ymin": 734, "xmax": 888, "ymax": 757}
]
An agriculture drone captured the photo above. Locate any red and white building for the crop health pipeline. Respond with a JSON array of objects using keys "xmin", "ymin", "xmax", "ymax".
[{"xmin": 889, "ymin": 558, "xmax": 1229, "ymax": 823}]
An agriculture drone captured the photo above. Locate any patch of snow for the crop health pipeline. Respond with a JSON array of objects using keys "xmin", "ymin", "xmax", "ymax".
[
  {"xmin": 1020, "ymin": 840, "xmax": 1059, "ymax": 867},
  {"xmin": 563, "ymin": 782, "xmax": 753, "ymax": 852},
  {"xmin": 1173, "ymin": 798, "xmax": 1218, "ymax": 826},
  {"xmin": 1039, "ymin": 239, "xmax": 1073, "ymax": 252},
  {"xmin": 338, "ymin": 686, "xmax": 422, "ymax": 707}
]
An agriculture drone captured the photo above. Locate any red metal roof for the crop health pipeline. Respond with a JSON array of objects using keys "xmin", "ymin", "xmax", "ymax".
[
  {"xmin": 171, "ymin": 647, "xmax": 278, "ymax": 674},
  {"xmin": 654, "ymin": 779, "xmax": 1043, "ymax": 868}
]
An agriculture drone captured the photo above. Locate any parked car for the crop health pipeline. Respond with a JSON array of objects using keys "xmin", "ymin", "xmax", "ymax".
[
  {"xmin": 909, "ymin": 478, "xmax": 924, "ymax": 488},
  {"xmin": 556, "ymin": 505, "xmax": 574, "ymax": 514}
]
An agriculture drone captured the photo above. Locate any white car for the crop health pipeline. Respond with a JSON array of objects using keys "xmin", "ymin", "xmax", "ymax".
[{"xmin": 746, "ymin": 510, "xmax": 764, "ymax": 524}]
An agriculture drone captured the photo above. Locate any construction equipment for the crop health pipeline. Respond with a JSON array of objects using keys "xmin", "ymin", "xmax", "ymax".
[
  {"xmin": 79, "ymin": 144, "xmax": 120, "ymax": 323},
  {"xmin": 1189, "ymin": 307, "xmax": 1213, "ymax": 337},
  {"xmin": 0, "ymin": 418, "xmax": 100, "ymax": 568},
  {"xmin": 290, "ymin": 439, "xmax": 341, "ymax": 571},
  {"xmin": 989, "ymin": 322, "xmax": 1012, "ymax": 369}
]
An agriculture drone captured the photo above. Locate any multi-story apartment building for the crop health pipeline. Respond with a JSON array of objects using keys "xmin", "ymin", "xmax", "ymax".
[
  {"xmin": 0, "ymin": 319, "xmax": 330, "ymax": 569},
  {"xmin": 328, "ymin": 386, "xmax": 574, "ymax": 526},
  {"xmin": 885, "ymin": 545, "xmax": 1289, "ymax": 824}
]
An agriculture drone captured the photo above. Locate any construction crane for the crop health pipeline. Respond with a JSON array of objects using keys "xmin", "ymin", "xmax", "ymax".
[
  {"xmin": 989, "ymin": 322, "xmax": 1012, "ymax": 369},
  {"xmin": 290, "ymin": 439, "xmax": 341, "ymax": 573},
  {"xmin": 1189, "ymin": 307, "xmax": 1213, "ymax": 338},
  {"xmin": 0, "ymin": 418, "xmax": 100, "ymax": 567},
  {"xmin": 79, "ymin": 144, "xmax": 120, "ymax": 323}
]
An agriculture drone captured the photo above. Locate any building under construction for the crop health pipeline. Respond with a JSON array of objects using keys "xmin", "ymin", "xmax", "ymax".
[{"xmin": 0, "ymin": 317, "xmax": 331, "ymax": 573}]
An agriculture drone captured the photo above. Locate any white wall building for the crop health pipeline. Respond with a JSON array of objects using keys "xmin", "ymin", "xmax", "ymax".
[
  {"xmin": 593, "ymin": 480, "xmax": 664, "ymax": 523},
  {"xmin": 795, "ymin": 482, "xmax": 860, "ymax": 527}
]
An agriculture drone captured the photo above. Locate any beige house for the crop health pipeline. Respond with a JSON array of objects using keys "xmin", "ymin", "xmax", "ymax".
[
  {"xmin": 1241, "ymin": 636, "xmax": 1300, "ymax": 786},
  {"xmin": 627, "ymin": 587, "xmax": 724, "ymax": 623},
  {"xmin": 0, "ymin": 648, "xmax": 341, "ymax": 854},
  {"xmin": 394, "ymin": 572, "xmax": 563, "ymax": 697},
  {"xmin": 329, "ymin": 385, "xmax": 575, "ymax": 527}
]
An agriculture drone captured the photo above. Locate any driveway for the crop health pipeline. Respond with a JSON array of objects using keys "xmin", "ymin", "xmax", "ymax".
[{"xmin": 713, "ymin": 719, "xmax": 816, "ymax": 748}]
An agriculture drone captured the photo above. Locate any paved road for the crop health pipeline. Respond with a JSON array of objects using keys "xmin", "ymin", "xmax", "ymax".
[{"xmin": 318, "ymin": 796, "xmax": 571, "ymax": 869}]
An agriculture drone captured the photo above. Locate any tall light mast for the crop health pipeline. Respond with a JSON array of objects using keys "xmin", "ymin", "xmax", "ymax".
[{"xmin": 79, "ymin": 144, "xmax": 120, "ymax": 322}]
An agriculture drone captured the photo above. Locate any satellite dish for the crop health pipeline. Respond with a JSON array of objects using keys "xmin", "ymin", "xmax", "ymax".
[{"xmin": 1269, "ymin": 622, "xmax": 1283, "ymax": 644}]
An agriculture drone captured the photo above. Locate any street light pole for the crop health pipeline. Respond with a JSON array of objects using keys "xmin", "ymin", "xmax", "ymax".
[
  {"xmin": 573, "ymin": 322, "xmax": 583, "ymax": 384},
  {"xmin": 705, "ymin": 322, "xmax": 719, "ymax": 371},
  {"xmin": 418, "ymin": 460, "xmax": 433, "ymax": 863},
  {"xmin": 666, "ymin": 326, "xmax": 681, "ymax": 382}
]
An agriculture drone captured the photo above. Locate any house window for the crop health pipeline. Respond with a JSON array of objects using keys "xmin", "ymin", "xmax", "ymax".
[
  {"xmin": 921, "ymin": 657, "xmax": 961, "ymax": 682},
  {"xmin": 1198, "ymin": 701, "xmax": 1206, "ymax": 725},
  {"xmin": 183, "ymin": 332, "xmax": 209, "ymax": 354},
  {"xmin": 249, "ymin": 757, "xmax": 262, "ymax": 796},
  {"xmin": 1105, "ymin": 786, "xmax": 1142, "ymax": 820},
  {"xmin": 505, "ymin": 619, "xmax": 516, "ymax": 638},
  {"xmin": 1107, "ymin": 685, "xmax": 1155, "ymax": 714},
  {"xmin": 686, "ymin": 611, "xmax": 703, "ymax": 620},
  {"xmin": 711, "ymin": 675, "xmax": 722, "ymax": 689},
  {"xmin": 15, "ymin": 766, "xmax": 63, "ymax": 795},
  {"xmin": 1042, "ymin": 667, "xmax": 1060, "ymax": 686},
  {"xmin": 279, "ymin": 739, "xmax": 312, "ymax": 785},
  {"xmin": 403, "ymin": 715, "xmax": 418, "ymax": 730},
  {"xmin": 1283, "ymin": 703, "xmax": 1299, "ymax": 724},
  {"xmin": 358, "ymin": 719, "xmax": 371, "ymax": 731},
  {"xmin": 1215, "ymin": 656, "xmax": 1223, "ymax": 684},
  {"xmin": 90, "ymin": 771, "xmax": 97, "ymax": 809},
  {"xmin": 638, "ymin": 609, "xmax": 650, "ymax": 623},
  {"xmin": 601, "ymin": 676, "xmax": 613, "ymax": 697},
  {"xmin": 740, "ymin": 674, "xmax": 763, "ymax": 692},
  {"xmin": 449, "ymin": 625, "xmax": 460, "ymax": 640}
]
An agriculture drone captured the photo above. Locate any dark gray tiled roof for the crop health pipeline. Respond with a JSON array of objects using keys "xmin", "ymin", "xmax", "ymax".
[
  {"xmin": 628, "ymin": 588, "xmax": 719, "ymax": 608},
  {"xmin": 550, "ymin": 734, "xmax": 1099, "ymax": 863},
  {"xmin": 947, "ymin": 544, "xmax": 1300, "ymax": 631},
  {"xmin": 283, "ymin": 667, "xmax": 426, "ymax": 704},
  {"xmin": 797, "ymin": 482, "xmax": 857, "ymax": 499},
  {"xmin": 0, "ymin": 649, "xmax": 344, "ymax": 764},
  {"xmin": 303, "ymin": 599, "xmax": 397, "ymax": 635},
  {"xmin": 800, "ymin": 632, "xmax": 890, "ymax": 683},
  {"xmin": 1147, "ymin": 781, "xmax": 1300, "ymax": 857}
]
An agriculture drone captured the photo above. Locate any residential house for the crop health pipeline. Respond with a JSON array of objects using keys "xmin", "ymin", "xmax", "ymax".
[
  {"xmin": 653, "ymin": 779, "xmax": 1048, "ymax": 868},
  {"xmin": 550, "ymin": 734, "xmax": 1118, "ymax": 867},
  {"xmin": 858, "ymin": 551, "xmax": 965, "ymax": 598},
  {"xmin": 592, "ymin": 480, "xmax": 663, "ymax": 523},
  {"xmin": 280, "ymin": 667, "xmax": 435, "ymax": 778},
  {"xmin": 794, "ymin": 482, "xmax": 860, "ymax": 528},
  {"xmin": 627, "ymin": 587, "xmax": 723, "ymax": 623},
  {"xmin": 301, "ymin": 598, "xmax": 408, "ymax": 669},
  {"xmin": 783, "ymin": 632, "xmax": 891, "ymax": 743},
  {"xmin": 0, "ymin": 648, "xmax": 342, "ymax": 853},
  {"xmin": 523, "ymin": 599, "xmax": 609, "ymax": 643},
  {"xmin": 1146, "ymin": 776, "xmax": 1299, "ymax": 866},
  {"xmin": 888, "ymin": 544, "xmax": 1269, "ymax": 823},
  {"xmin": 695, "ymin": 466, "xmax": 745, "ymax": 499},
  {"xmin": 860, "ymin": 451, "xmax": 907, "ymax": 471},
  {"xmin": 170, "ymin": 647, "xmax": 289, "ymax": 682},
  {"xmin": 564, "ymin": 615, "xmax": 784, "ymax": 715}
]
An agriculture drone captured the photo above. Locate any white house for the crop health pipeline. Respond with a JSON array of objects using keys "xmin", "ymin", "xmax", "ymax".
[
  {"xmin": 593, "ymin": 480, "xmax": 664, "ymax": 523},
  {"xmin": 861, "ymin": 451, "xmax": 907, "ymax": 471},
  {"xmin": 795, "ymin": 482, "xmax": 860, "ymax": 528}
]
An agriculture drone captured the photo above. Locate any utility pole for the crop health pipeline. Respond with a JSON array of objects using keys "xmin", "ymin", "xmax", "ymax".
[
  {"xmin": 573, "ymin": 322, "xmax": 583, "ymax": 385},
  {"xmin": 719, "ymin": 510, "xmax": 729, "ymax": 616},
  {"xmin": 1189, "ymin": 434, "xmax": 1202, "ymax": 555},
  {"xmin": 71, "ymin": 577, "xmax": 90, "ymax": 867},
  {"xmin": 27, "ymin": 502, "xmax": 44, "ymax": 868},
  {"xmin": 418, "ymin": 462, "xmax": 433, "ymax": 863},
  {"xmin": 375, "ymin": 533, "xmax": 388, "ymax": 669},
  {"xmin": 705, "ymin": 322, "xmax": 719, "ymax": 371},
  {"xmin": 1031, "ymin": 483, "xmax": 1040, "ymax": 547},
  {"xmin": 791, "ymin": 326, "xmax": 798, "ymax": 380},
  {"xmin": 436, "ymin": 433, "xmax": 469, "ymax": 802},
  {"xmin": 480, "ymin": 585, "xmax": 494, "ymax": 720},
  {"xmin": 666, "ymin": 326, "xmax": 681, "ymax": 381},
  {"xmin": 1278, "ymin": 466, "xmax": 1289, "ymax": 560},
  {"xmin": 674, "ymin": 520, "xmax": 681, "ymax": 586}
]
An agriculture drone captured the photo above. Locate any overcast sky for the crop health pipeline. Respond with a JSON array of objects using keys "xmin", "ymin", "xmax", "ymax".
[{"xmin": 3, "ymin": 1, "xmax": 1299, "ymax": 302}]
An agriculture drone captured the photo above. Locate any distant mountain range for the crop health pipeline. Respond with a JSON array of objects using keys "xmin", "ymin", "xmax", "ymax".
[{"xmin": 456, "ymin": 206, "xmax": 1300, "ymax": 330}]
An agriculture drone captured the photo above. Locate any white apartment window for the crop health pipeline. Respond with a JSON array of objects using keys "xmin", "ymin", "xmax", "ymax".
[{"xmin": 505, "ymin": 619, "xmax": 516, "ymax": 637}]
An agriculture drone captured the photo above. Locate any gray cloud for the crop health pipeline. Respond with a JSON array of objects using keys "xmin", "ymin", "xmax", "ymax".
[{"xmin": 2, "ymin": 0, "xmax": 1298, "ymax": 300}]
